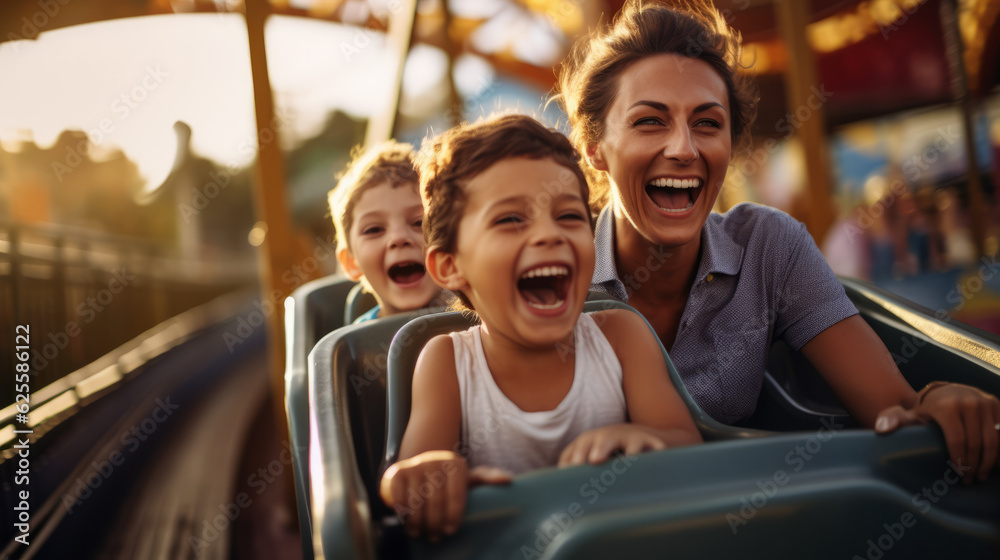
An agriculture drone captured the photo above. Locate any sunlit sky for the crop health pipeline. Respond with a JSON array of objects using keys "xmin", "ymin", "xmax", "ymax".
[{"xmin": 0, "ymin": 14, "xmax": 415, "ymax": 192}]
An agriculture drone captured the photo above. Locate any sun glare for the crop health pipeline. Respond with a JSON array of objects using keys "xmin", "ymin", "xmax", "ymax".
[{"xmin": 0, "ymin": 13, "xmax": 396, "ymax": 195}]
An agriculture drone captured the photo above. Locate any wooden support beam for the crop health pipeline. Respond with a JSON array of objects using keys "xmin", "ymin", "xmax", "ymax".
[
  {"xmin": 244, "ymin": 0, "xmax": 297, "ymax": 505},
  {"xmin": 775, "ymin": 0, "xmax": 835, "ymax": 245},
  {"xmin": 364, "ymin": 0, "xmax": 418, "ymax": 148},
  {"xmin": 941, "ymin": 0, "xmax": 988, "ymax": 258}
]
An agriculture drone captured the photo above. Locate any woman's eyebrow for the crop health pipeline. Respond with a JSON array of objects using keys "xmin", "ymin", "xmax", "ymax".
[
  {"xmin": 628, "ymin": 100, "xmax": 668, "ymax": 112},
  {"xmin": 626, "ymin": 100, "xmax": 728, "ymax": 114},
  {"xmin": 694, "ymin": 101, "xmax": 727, "ymax": 114}
]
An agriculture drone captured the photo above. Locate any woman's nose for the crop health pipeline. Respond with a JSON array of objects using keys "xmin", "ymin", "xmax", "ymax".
[{"xmin": 662, "ymin": 127, "xmax": 697, "ymax": 165}]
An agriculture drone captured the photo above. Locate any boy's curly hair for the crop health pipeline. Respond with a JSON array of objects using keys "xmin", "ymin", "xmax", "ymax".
[
  {"xmin": 328, "ymin": 141, "xmax": 419, "ymax": 255},
  {"xmin": 415, "ymin": 113, "xmax": 591, "ymax": 312}
]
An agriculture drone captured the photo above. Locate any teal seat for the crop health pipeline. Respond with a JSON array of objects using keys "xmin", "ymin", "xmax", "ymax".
[
  {"xmin": 307, "ymin": 280, "xmax": 1000, "ymax": 559},
  {"xmin": 344, "ymin": 282, "xmax": 379, "ymax": 324},
  {"xmin": 307, "ymin": 307, "xmax": 446, "ymax": 560},
  {"xmin": 747, "ymin": 278, "xmax": 1000, "ymax": 430},
  {"xmin": 373, "ymin": 297, "xmax": 1000, "ymax": 559},
  {"xmin": 384, "ymin": 301, "xmax": 763, "ymax": 471},
  {"xmin": 283, "ymin": 275, "xmax": 359, "ymax": 560}
]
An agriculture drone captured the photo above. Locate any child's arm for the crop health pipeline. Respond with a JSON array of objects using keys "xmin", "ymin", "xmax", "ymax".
[
  {"xmin": 379, "ymin": 335, "xmax": 510, "ymax": 541},
  {"xmin": 559, "ymin": 310, "xmax": 702, "ymax": 466}
]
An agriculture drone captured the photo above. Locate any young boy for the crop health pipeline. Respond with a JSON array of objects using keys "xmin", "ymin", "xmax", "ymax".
[
  {"xmin": 329, "ymin": 141, "xmax": 443, "ymax": 322},
  {"xmin": 379, "ymin": 115, "xmax": 702, "ymax": 541}
]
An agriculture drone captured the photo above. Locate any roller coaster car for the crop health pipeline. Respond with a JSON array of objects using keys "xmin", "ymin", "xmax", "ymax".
[{"xmin": 289, "ymin": 278, "xmax": 1000, "ymax": 560}]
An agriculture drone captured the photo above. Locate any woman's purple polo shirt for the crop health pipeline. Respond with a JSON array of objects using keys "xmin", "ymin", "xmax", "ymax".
[{"xmin": 590, "ymin": 202, "xmax": 859, "ymax": 424}]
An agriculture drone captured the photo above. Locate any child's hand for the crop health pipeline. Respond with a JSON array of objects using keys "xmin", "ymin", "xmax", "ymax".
[
  {"xmin": 558, "ymin": 423, "xmax": 668, "ymax": 466},
  {"xmin": 380, "ymin": 450, "xmax": 512, "ymax": 541},
  {"xmin": 874, "ymin": 383, "xmax": 1000, "ymax": 483}
]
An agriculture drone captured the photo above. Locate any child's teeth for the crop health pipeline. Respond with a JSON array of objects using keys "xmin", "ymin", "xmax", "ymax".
[
  {"xmin": 527, "ymin": 299, "xmax": 565, "ymax": 310},
  {"xmin": 521, "ymin": 266, "xmax": 569, "ymax": 279}
]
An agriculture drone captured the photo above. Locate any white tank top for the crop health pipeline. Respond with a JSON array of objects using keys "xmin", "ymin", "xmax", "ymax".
[{"xmin": 450, "ymin": 313, "xmax": 627, "ymax": 474}]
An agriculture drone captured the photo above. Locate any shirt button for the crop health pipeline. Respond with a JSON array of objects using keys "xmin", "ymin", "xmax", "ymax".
[{"xmin": 706, "ymin": 273, "xmax": 714, "ymax": 283}]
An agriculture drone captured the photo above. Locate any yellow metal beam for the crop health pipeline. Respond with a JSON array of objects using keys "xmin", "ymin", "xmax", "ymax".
[
  {"xmin": 245, "ymin": 0, "xmax": 296, "ymax": 473},
  {"xmin": 775, "ymin": 0, "xmax": 835, "ymax": 245}
]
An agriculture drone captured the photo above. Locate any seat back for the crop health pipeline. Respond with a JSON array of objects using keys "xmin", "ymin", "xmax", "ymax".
[
  {"xmin": 747, "ymin": 278, "xmax": 1000, "ymax": 431},
  {"xmin": 383, "ymin": 300, "xmax": 765, "ymax": 471},
  {"xmin": 283, "ymin": 275, "xmax": 358, "ymax": 560},
  {"xmin": 307, "ymin": 306, "xmax": 447, "ymax": 559},
  {"xmin": 344, "ymin": 282, "xmax": 379, "ymax": 324}
]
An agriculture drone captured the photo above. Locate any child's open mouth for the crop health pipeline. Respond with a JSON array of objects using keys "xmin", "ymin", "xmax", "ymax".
[
  {"xmin": 517, "ymin": 265, "xmax": 570, "ymax": 310},
  {"xmin": 388, "ymin": 261, "xmax": 426, "ymax": 285},
  {"xmin": 646, "ymin": 178, "xmax": 703, "ymax": 213}
]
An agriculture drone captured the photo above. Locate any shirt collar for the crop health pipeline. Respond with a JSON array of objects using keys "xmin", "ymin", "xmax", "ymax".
[
  {"xmin": 592, "ymin": 205, "xmax": 744, "ymax": 292},
  {"xmin": 695, "ymin": 212, "xmax": 744, "ymax": 279},
  {"xmin": 592, "ymin": 205, "xmax": 620, "ymax": 287}
]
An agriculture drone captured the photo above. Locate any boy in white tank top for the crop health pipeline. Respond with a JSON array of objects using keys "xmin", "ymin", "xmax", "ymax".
[{"xmin": 380, "ymin": 114, "xmax": 701, "ymax": 541}]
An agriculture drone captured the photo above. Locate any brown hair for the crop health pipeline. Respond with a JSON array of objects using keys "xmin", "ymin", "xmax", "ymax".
[
  {"xmin": 328, "ymin": 140, "xmax": 419, "ymax": 254},
  {"xmin": 554, "ymin": 0, "xmax": 759, "ymax": 211},
  {"xmin": 416, "ymin": 113, "xmax": 591, "ymax": 311}
]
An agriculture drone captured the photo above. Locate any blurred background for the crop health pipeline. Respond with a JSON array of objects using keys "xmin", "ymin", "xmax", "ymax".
[{"xmin": 1, "ymin": 0, "xmax": 1000, "ymax": 558}]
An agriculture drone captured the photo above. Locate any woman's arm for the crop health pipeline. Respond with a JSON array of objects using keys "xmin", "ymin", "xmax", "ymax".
[
  {"xmin": 560, "ymin": 310, "xmax": 702, "ymax": 466},
  {"xmin": 802, "ymin": 315, "xmax": 1000, "ymax": 482}
]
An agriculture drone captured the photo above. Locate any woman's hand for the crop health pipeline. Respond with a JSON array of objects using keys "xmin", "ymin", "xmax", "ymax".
[
  {"xmin": 380, "ymin": 450, "xmax": 511, "ymax": 541},
  {"xmin": 558, "ymin": 423, "xmax": 669, "ymax": 466},
  {"xmin": 875, "ymin": 383, "xmax": 1000, "ymax": 483}
]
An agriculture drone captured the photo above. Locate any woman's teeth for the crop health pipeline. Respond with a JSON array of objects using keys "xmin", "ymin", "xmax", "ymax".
[
  {"xmin": 649, "ymin": 178, "xmax": 700, "ymax": 189},
  {"xmin": 647, "ymin": 178, "xmax": 698, "ymax": 212}
]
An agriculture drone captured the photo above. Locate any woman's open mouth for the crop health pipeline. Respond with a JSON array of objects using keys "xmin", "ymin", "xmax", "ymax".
[
  {"xmin": 517, "ymin": 265, "xmax": 570, "ymax": 310},
  {"xmin": 646, "ymin": 178, "xmax": 704, "ymax": 213},
  {"xmin": 387, "ymin": 261, "xmax": 426, "ymax": 286}
]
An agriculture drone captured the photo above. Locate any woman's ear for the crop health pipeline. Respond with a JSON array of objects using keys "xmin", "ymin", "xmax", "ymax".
[
  {"xmin": 336, "ymin": 247, "xmax": 364, "ymax": 281},
  {"xmin": 586, "ymin": 143, "xmax": 608, "ymax": 172},
  {"xmin": 426, "ymin": 247, "xmax": 467, "ymax": 291}
]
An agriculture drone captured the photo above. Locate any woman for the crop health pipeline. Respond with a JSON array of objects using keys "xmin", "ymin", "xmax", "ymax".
[{"xmin": 555, "ymin": 0, "xmax": 999, "ymax": 482}]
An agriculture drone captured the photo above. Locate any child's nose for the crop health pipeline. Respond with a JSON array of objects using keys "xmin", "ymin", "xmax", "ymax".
[
  {"xmin": 388, "ymin": 226, "xmax": 418, "ymax": 249},
  {"xmin": 529, "ymin": 218, "xmax": 565, "ymax": 247}
]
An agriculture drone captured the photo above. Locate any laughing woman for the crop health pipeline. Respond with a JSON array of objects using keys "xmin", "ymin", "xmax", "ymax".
[{"xmin": 555, "ymin": 0, "xmax": 999, "ymax": 482}]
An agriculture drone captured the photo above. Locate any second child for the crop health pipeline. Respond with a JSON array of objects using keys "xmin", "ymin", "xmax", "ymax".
[{"xmin": 328, "ymin": 141, "xmax": 443, "ymax": 322}]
